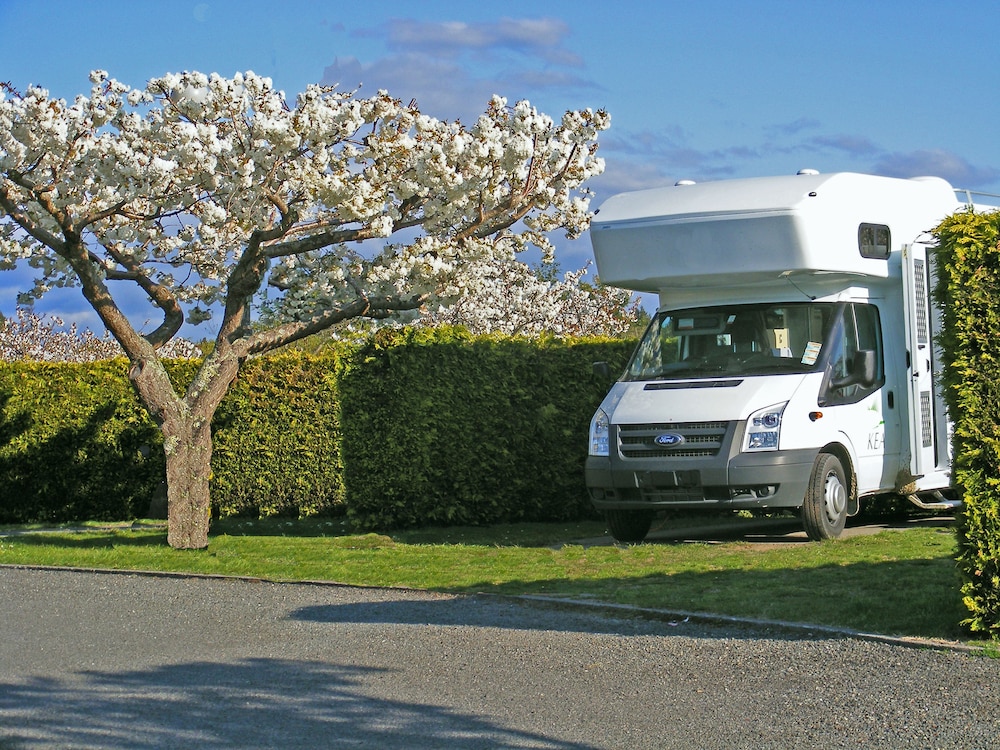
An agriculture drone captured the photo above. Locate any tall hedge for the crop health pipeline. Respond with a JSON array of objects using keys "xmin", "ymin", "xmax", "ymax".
[
  {"xmin": 0, "ymin": 332, "xmax": 633, "ymax": 528},
  {"xmin": 338, "ymin": 326, "xmax": 632, "ymax": 529},
  {"xmin": 0, "ymin": 360, "xmax": 161, "ymax": 522},
  {"xmin": 211, "ymin": 353, "xmax": 345, "ymax": 518},
  {"xmin": 934, "ymin": 209, "xmax": 1000, "ymax": 637},
  {"xmin": 0, "ymin": 355, "xmax": 348, "ymax": 523}
]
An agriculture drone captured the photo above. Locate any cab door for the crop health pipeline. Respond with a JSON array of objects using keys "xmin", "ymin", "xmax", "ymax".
[{"xmin": 817, "ymin": 303, "xmax": 898, "ymax": 493}]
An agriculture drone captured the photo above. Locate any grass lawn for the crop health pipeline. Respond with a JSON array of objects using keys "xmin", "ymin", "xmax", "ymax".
[{"xmin": 2, "ymin": 514, "xmax": 985, "ymax": 648}]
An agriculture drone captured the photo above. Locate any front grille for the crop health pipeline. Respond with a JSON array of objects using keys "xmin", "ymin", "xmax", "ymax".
[{"xmin": 618, "ymin": 421, "xmax": 730, "ymax": 459}]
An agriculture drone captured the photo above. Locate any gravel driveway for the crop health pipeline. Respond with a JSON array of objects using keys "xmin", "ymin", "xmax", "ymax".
[{"xmin": 1, "ymin": 566, "xmax": 997, "ymax": 749}]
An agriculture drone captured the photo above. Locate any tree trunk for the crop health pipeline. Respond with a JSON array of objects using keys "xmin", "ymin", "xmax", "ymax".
[
  {"xmin": 163, "ymin": 416, "xmax": 213, "ymax": 550},
  {"xmin": 128, "ymin": 350, "xmax": 239, "ymax": 550}
]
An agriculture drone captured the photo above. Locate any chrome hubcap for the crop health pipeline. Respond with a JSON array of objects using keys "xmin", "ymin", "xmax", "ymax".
[{"xmin": 824, "ymin": 471, "xmax": 847, "ymax": 522}]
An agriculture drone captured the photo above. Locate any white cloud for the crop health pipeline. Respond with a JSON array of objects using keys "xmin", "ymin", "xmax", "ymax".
[
  {"xmin": 874, "ymin": 149, "xmax": 1000, "ymax": 189},
  {"xmin": 322, "ymin": 54, "xmax": 499, "ymax": 120},
  {"xmin": 597, "ymin": 123, "xmax": 1000, "ymax": 196},
  {"xmin": 767, "ymin": 117, "xmax": 822, "ymax": 137},
  {"xmin": 374, "ymin": 17, "xmax": 581, "ymax": 66},
  {"xmin": 324, "ymin": 17, "xmax": 598, "ymax": 121},
  {"xmin": 594, "ymin": 127, "xmax": 757, "ymax": 193},
  {"xmin": 808, "ymin": 134, "xmax": 882, "ymax": 158}
]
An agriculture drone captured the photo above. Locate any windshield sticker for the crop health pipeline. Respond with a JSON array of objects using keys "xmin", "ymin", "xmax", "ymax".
[{"xmin": 801, "ymin": 341, "xmax": 822, "ymax": 365}]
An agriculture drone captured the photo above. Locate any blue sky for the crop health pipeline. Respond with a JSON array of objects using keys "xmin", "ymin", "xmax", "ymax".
[{"xmin": 2, "ymin": 0, "xmax": 999, "ymax": 333}]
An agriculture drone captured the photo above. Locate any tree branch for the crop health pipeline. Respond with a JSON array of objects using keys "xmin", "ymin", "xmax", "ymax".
[
  {"xmin": 96, "ymin": 241, "xmax": 184, "ymax": 347},
  {"xmin": 0, "ymin": 184, "xmax": 68, "ymax": 253},
  {"xmin": 238, "ymin": 290, "xmax": 428, "ymax": 356}
]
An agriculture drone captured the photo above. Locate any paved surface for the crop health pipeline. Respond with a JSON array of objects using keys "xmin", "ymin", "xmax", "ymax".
[{"xmin": 2, "ymin": 565, "xmax": 998, "ymax": 749}]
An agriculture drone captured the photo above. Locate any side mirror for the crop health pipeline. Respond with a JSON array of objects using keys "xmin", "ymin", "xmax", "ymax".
[
  {"xmin": 855, "ymin": 349, "xmax": 877, "ymax": 387},
  {"xmin": 831, "ymin": 349, "xmax": 878, "ymax": 389}
]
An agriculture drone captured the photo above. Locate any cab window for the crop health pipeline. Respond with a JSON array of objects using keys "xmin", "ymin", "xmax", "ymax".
[{"xmin": 818, "ymin": 303, "xmax": 885, "ymax": 406}]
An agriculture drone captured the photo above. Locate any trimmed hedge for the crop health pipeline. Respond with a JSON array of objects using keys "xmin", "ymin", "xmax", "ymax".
[
  {"xmin": 338, "ymin": 327, "xmax": 632, "ymax": 529},
  {"xmin": 211, "ymin": 353, "xmax": 347, "ymax": 518},
  {"xmin": 0, "ymin": 361, "xmax": 161, "ymax": 522},
  {"xmin": 934, "ymin": 209, "xmax": 1000, "ymax": 637},
  {"xmin": 0, "ymin": 332, "xmax": 633, "ymax": 528}
]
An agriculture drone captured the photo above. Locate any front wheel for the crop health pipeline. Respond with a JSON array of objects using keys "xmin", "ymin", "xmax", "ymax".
[
  {"xmin": 605, "ymin": 509, "xmax": 654, "ymax": 544},
  {"xmin": 802, "ymin": 452, "xmax": 850, "ymax": 540}
]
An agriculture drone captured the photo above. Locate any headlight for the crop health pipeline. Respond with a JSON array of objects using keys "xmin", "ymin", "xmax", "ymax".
[
  {"xmin": 589, "ymin": 408, "xmax": 610, "ymax": 456},
  {"xmin": 743, "ymin": 402, "xmax": 787, "ymax": 452}
]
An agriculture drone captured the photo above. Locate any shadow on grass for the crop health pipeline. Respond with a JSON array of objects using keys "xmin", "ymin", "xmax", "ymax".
[
  {"xmin": 209, "ymin": 517, "xmax": 612, "ymax": 547},
  {"xmin": 637, "ymin": 514, "xmax": 955, "ymax": 547},
  {"xmin": 208, "ymin": 511, "xmax": 952, "ymax": 548},
  {"xmin": 210, "ymin": 517, "xmax": 354, "ymax": 538},
  {"xmin": 291, "ymin": 554, "xmax": 966, "ymax": 641},
  {"xmin": 5, "ymin": 520, "xmax": 966, "ymax": 640},
  {"xmin": 5, "ymin": 531, "xmax": 169, "ymax": 549}
]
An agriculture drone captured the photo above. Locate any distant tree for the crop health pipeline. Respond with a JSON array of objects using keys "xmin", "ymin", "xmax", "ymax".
[
  {"xmin": 420, "ymin": 259, "xmax": 642, "ymax": 337},
  {"xmin": 0, "ymin": 307, "xmax": 199, "ymax": 362},
  {"xmin": 0, "ymin": 71, "xmax": 608, "ymax": 547}
]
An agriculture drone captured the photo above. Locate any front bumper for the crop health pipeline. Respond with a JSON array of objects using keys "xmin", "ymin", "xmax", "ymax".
[{"xmin": 585, "ymin": 420, "xmax": 818, "ymax": 511}]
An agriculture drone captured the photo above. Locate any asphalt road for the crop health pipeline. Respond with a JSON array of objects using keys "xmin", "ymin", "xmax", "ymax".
[{"xmin": 2, "ymin": 565, "xmax": 998, "ymax": 749}]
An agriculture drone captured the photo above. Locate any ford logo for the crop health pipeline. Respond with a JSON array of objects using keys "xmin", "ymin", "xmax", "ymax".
[{"xmin": 654, "ymin": 433, "xmax": 685, "ymax": 447}]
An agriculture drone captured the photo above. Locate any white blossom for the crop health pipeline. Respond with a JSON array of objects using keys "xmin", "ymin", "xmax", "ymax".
[
  {"xmin": 0, "ymin": 68, "xmax": 609, "ymax": 363},
  {"xmin": 0, "ymin": 308, "xmax": 199, "ymax": 361},
  {"xmin": 0, "ymin": 70, "xmax": 614, "ymax": 548},
  {"xmin": 419, "ymin": 259, "xmax": 642, "ymax": 337}
]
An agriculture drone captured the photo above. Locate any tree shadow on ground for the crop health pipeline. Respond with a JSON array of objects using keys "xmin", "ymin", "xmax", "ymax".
[
  {"xmin": 288, "ymin": 594, "xmax": 844, "ymax": 643},
  {"xmin": 0, "ymin": 658, "xmax": 595, "ymax": 750}
]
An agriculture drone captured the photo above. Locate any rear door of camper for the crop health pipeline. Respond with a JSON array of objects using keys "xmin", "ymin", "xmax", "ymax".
[{"xmin": 901, "ymin": 242, "xmax": 951, "ymax": 488}]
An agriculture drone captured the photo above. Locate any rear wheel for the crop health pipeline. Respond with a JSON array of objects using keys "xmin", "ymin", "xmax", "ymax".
[
  {"xmin": 605, "ymin": 509, "xmax": 654, "ymax": 544},
  {"xmin": 802, "ymin": 452, "xmax": 849, "ymax": 540}
]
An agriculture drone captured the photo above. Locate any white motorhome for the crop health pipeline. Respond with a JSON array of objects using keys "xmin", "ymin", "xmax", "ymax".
[{"xmin": 586, "ymin": 170, "xmax": 990, "ymax": 543}]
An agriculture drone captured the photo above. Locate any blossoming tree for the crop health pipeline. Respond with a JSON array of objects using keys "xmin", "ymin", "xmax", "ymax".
[
  {"xmin": 0, "ymin": 71, "xmax": 609, "ymax": 548},
  {"xmin": 420, "ymin": 259, "xmax": 641, "ymax": 336},
  {"xmin": 0, "ymin": 308, "xmax": 201, "ymax": 361}
]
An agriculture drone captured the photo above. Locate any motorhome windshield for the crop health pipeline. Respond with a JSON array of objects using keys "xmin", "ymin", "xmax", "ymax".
[{"xmin": 626, "ymin": 303, "xmax": 838, "ymax": 380}]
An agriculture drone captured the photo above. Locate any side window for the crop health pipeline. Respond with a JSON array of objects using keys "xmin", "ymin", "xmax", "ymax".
[
  {"xmin": 854, "ymin": 305, "xmax": 884, "ymax": 380},
  {"xmin": 859, "ymin": 224, "xmax": 891, "ymax": 259},
  {"xmin": 627, "ymin": 315, "xmax": 680, "ymax": 378},
  {"xmin": 818, "ymin": 304, "xmax": 885, "ymax": 406},
  {"xmin": 627, "ymin": 317, "xmax": 665, "ymax": 378}
]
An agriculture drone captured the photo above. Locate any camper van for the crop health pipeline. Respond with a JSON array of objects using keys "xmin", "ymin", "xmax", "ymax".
[{"xmin": 586, "ymin": 170, "xmax": 986, "ymax": 543}]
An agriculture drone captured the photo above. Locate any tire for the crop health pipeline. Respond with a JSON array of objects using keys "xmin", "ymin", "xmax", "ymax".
[
  {"xmin": 802, "ymin": 452, "xmax": 850, "ymax": 540},
  {"xmin": 605, "ymin": 509, "xmax": 654, "ymax": 544}
]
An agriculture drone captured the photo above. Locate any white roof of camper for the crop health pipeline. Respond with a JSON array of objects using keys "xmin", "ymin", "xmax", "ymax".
[{"xmin": 590, "ymin": 171, "xmax": 960, "ymax": 295}]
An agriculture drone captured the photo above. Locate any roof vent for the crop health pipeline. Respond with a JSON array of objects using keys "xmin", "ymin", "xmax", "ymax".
[
  {"xmin": 797, "ymin": 168, "xmax": 820, "ymax": 176},
  {"xmin": 674, "ymin": 179, "xmax": 697, "ymax": 186}
]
